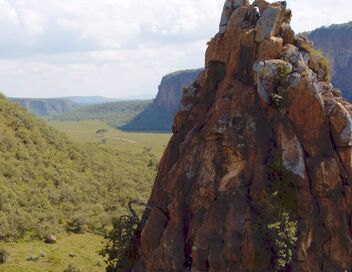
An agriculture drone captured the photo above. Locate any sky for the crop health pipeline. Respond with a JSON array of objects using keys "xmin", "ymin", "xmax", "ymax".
[{"xmin": 0, "ymin": 0, "xmax": 351, "ymax": 99}]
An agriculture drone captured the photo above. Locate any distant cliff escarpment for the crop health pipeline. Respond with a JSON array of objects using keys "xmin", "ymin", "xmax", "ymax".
[
  {"xmin": 129, "ymin": 0, "xmax": 352, "ymax": 271},
  {"xmin": 10, "ymin": 98, "xmax": 79, "ymax": 117},
  {"xmin": 122, "ymin": 69, "xmax": 203, "ymax": 131},
  {"xmin": 307, "ymin": 22, "xmax": 352, "ymax": 101}
]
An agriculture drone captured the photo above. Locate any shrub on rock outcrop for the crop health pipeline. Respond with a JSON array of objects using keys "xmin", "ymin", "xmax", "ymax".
[{"xmin": 295, "ymin": 36, "xmax": 331, "ymax": 82}]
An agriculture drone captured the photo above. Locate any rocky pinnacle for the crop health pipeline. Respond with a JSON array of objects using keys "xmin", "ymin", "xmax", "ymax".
[{"xmin": 131, "ymin": 0, "xmax": 352, "ymax": 271}]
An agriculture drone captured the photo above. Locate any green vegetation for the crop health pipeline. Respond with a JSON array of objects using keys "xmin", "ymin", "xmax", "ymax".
[
  {"xmin": 0, "ymin": 233, "xmax": 105, "ymax": 272},
  {"xmin": 276, "ymin": 62, "xmax": 291, "ymax": 86},
  {"xmin": 297, "ymin": 38, "xmax": 331, "ymax": 82},
  {"xmin": 255, "ymin": 153, "xmax": 298, "ymax": 271},
  {"xmin": 63, "ymin": 263, "xmax": 81, "ymax": 272},
  {"xmin": 101, "ymin": 214, "xmax": 137, "ymax": 271},
  {"xmin": 0, "ymin": 96, "xmax": 158, "ymax": 240},
  {"xmin": 55, "ymin": 100, "xmax": 151, "ymax": 128},
  {"xmin": 49, "ymin": 120, "xmax": 171, "ymax": 158},
  {"xmin": 0, "ymin": 249, "xmax": 9, "ymax": 264}
]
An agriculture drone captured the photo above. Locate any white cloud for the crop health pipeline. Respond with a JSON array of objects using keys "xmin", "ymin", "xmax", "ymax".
[{"xmin": 0, "ymin": 0, "xmax": 350, "ymax": 98}]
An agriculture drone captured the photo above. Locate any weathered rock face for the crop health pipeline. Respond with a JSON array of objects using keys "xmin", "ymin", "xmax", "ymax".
[
  {"xmin": 131, "ymin": 1, "xmax": 352, "ymax": 271},
  {"xmin": 307, "ymin": 22, "xmax": 352, "ymax": 101},
  {"xmin": 154, "ymin": 69, "xmax": 204, "ymax": 112},
  {"xmin": 122, "ymin": 69, "xmax": 203, "ymax": 131}
]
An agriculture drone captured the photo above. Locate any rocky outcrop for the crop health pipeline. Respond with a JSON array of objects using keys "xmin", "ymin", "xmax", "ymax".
[
  {"xmin": 130, "ymin": 1, "xmax": 352, "ymax": 271},
  {"xmin": 307, "ymin": 22, "xmax": 352, "ymax": 101},
  {"xmin": 122, "ymin": 69, "xmax": 203, "ymax": 131}
]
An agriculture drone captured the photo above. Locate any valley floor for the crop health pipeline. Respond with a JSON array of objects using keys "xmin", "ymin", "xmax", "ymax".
[
  {"xmin": 48, "ymin": 120, "xmax": 172, "ymax": 158},
  {"xmin": 0, "ymin": 233, "xmax": 105, "ymax": 272}
]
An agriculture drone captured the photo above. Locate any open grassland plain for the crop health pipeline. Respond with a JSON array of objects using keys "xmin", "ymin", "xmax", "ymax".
[
  {"xmin": 48, "ymin": 120, "xmax": 172, "ymax": 158},
  {"xmin": 0, "ymin": 233, "xmax": 105, "ymax": 272}
]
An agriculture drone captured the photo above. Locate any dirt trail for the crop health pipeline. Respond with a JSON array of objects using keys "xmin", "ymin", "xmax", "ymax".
[{"xmin": 100, "ymin": 135, "xmax": 137, "ymax": 144}]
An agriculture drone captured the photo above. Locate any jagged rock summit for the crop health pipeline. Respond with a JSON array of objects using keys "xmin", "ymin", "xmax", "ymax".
[{"xmin": 131, "ymin": 0, "xmax": 352, "ymax": 271}]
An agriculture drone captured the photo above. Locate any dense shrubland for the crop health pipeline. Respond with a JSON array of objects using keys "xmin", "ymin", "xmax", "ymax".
[{"xmin": 0, "ymin": 96, "xmax": 157, "ymax": 241}]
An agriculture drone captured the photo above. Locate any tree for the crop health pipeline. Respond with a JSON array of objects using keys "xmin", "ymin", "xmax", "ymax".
[
  {"xmin": 96, "ymin": 129, "xmax": 108, "ymax": 137},
  {"xmin": 100, "ymin": 200, "xmax": 146, "ymax": 272}
]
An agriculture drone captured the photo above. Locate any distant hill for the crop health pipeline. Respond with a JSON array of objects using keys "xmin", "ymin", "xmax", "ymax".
[
  {"xmin": 59, "ymin": 96, "xmax": 121, "ymax": 105},
  {"xmin": 306, "ymin": 22, "xmax": 352, "ymax": 101},
  {"xmin": 0, "ymin": 94, "xmax": 156, "ymax": 241},
  {"xmin": 9, "ymin": 98, "xmax": 79, "ymax": 117},
  {"xmin": 55, "ymin": 100, "xmax": 152, "ymax": 128},
  {"xmin": 122, "ymin": 69, "xmax": 203, "ymax": 131}
]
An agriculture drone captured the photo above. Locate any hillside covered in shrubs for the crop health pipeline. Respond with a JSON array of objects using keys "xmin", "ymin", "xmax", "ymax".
[{"xmin": 0, "ymin": 94, "xmax": 157, "ymax": 241}]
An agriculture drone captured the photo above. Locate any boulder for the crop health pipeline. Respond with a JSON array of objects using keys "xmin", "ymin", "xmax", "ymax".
[
  {"xmin": 280, "ymin": 22, "xmax": 295, "ymax": 45},
  {"xmin": 255, "ymin": 6, "xmax": 282, "ymax": 42},
  {"xmin": 330, "ymin": 102, "xmax": 352, "ymax": 147},
  {"xmin": 44, "ymin": 235, "xmax": 57, "ymax": 244},
  {"xmin": 258, "ymin": 36, "xmax": 283, "ymax": 60}
]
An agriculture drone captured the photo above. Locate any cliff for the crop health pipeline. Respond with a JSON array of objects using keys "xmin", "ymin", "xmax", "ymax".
[
  {"xmin": 129, "ymin": 0, "xmax": 352, "ymax": 271},
  {"xmin": 307, "ymin": 22, "xmax": 352, "ymax": 101},
  {"xmin": 10, "ymin": 98, "xmax": 78, "ymax": 117},
  {"xmin": 122, "ymin": 69, "xmax": 203, "ymax": 131}
]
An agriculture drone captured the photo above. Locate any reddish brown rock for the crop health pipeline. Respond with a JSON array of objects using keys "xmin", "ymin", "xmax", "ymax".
[{"xmin": 130, "ymin": 1, "xmax": 352, "ymax": 271}]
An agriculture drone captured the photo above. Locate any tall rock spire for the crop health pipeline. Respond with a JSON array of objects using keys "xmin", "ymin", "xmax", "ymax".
[{"xmin": 130, "ymin": 1, "xmax": 352, "ymax": 271}]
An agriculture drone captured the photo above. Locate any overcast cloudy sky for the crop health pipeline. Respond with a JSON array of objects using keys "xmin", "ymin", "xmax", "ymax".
[{"xmin": 0, "ymin": 0, "xmax": 350, "ymax": 99}]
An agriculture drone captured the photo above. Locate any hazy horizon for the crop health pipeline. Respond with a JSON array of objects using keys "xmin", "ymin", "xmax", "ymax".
[{"xmin": 0, "ymin": 0, "xmax": 351, "ymax": 99}]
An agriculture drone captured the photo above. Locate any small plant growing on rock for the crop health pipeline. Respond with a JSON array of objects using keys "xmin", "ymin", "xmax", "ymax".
[
  {"xmin": 254, "ymin": 153, "xmax": 298, "ymax": 271},
  {"xmin": 276, "ymin": 62, "xmax": 291, "ymax": 86},
  {"xmin": 0, "ymin": 249, "xmax": 9, "ymax": 264},
  {"xmin": 270, "ymin": 94, "xmax": 284, "ymax": 109},
  {"xmin": 296, "ymin": 36, "xmax": 331, "ymax": 82}
]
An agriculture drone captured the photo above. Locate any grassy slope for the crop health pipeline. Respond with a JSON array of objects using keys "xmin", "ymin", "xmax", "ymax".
[
  {"xmin": 0, "ymin": 95, "xmax": 159, "ymax": 240},
  {"xmin": 0, "ymin": 96, "xmax": 171, "ymax": 271}
]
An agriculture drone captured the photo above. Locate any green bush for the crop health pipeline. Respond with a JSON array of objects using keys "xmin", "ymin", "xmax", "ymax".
[
  {"xmin": 276, "ymin": 62, "xmax": 291, "ymax": 86},
  {"xmin": 63, "ymin": 263, "xmax": 81, "ymax": 272},
  {"xmin": 100, "ymin": 215, "xmax": 138, "ymax": 272},
  {"xmin": 27, "ymin": 255, "xmax": 40, "ymax": 262},
  {"xmin": 100, "ymin": 200, "xmax": 145, "ymax": 272},
  {"xmin": 0, "ymin": 249, "xmax": 9, "ymax": 264},
  {"xmin": 66, "ymin": 217, "xmax": 89, "ymax": 234},
  {"xmin": 255, "ymin": 153, "xmax": 298, "ymax": 271}
]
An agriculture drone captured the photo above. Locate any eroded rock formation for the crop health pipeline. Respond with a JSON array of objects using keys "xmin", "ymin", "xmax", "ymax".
[{"xmin": 131, "ymin": 1, "xmax": 352, "ymax": 271}]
